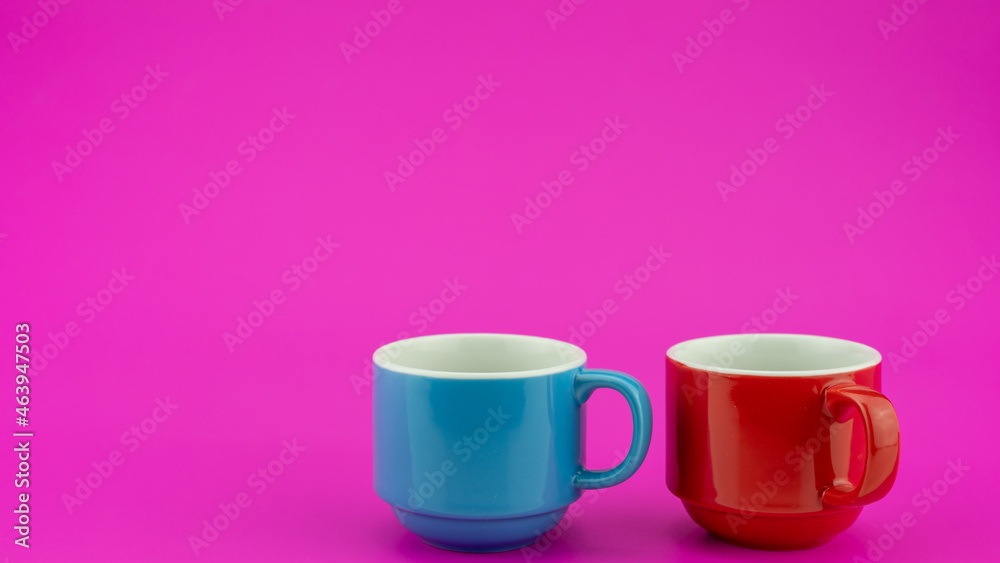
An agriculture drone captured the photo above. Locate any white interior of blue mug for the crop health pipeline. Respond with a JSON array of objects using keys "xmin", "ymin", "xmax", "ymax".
[
  {"xmin": 373, "ymin": 333, "xmax": 587, "ymax": 378},
  {"xmin": 666, "ymin": 333, "xmax": 881, "ymax": 376}
]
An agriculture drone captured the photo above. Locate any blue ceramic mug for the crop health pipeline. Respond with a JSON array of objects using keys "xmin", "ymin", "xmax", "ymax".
[{"xmin": 373, "ymin": 333, "xmax": 652, "ymax": 552}]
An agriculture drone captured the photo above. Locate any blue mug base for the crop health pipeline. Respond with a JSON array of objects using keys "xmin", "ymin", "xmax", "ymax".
[{"xmin": 392, "ymin": 506, "xmax": 568, "ymax": 553}]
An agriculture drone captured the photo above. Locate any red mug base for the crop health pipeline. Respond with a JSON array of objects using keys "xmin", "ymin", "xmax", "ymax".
[{"xmin": 682, "ymin": 501, "xmax": 862, "ymax": 550}]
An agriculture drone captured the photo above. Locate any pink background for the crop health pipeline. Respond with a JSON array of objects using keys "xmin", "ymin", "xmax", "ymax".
[{"xmin": 2, "ymin": 0, "xmax": 998, "ymax": 561}]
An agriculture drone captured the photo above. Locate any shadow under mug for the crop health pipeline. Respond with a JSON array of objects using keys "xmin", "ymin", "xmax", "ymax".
[
  {"xmin": 666, "ymin": 333, "xmax": 901, "ymax": 550},
  {"xmin": 373, "ymin": 333, "xmax": 653, "ymax": 552}
]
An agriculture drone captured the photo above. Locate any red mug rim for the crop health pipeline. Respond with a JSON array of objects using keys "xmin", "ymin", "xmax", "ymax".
[{"xmin": 666, "ymin": 333, "xmax": 881, "ymax": 377}]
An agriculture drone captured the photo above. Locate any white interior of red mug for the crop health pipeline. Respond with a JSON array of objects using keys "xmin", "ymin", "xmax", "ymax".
[{"xmin": 667, "ymin": 333, "xmax": 881, "ymax": 376}]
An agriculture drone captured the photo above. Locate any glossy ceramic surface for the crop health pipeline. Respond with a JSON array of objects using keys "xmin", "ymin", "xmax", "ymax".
[
  {"xmin": 373, "ymin": 333, "xmax": 652, "ymax": 552},
  {"xmin": 665, "ymin": 334, "xmax": 901, "ymax": 550}
]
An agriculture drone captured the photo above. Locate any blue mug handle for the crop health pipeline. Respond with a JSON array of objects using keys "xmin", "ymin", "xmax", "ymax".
[{"xmin": 571, "ymin": 368, "xmax": 653, "ymax": 489}]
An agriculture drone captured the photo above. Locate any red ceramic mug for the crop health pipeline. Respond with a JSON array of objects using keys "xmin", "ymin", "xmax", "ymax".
[{"xmin": 666, "ymin": 334, "xmax": 900, "ymax": 550}]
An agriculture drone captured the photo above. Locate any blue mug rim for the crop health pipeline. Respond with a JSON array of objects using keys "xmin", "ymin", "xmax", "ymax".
[{"xmin": 372, "ymin": 333, "xmax": 587, "ymax": 379}]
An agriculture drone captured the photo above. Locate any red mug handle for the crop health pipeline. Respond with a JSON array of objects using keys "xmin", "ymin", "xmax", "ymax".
[{"xmin": 821, "ymin": 383, "xmax": 901, "ymax": 507}]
